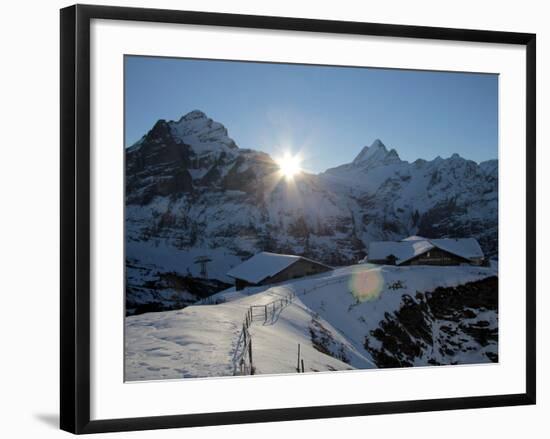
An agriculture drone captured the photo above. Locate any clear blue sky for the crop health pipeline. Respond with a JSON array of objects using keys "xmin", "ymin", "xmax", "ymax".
[{"xmin": 125, "ymin": 56, "xmax": 498, "ymax": 173}]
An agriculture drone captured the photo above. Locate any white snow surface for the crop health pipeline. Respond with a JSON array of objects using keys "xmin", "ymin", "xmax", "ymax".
[
  {"xmin": 168, "ymin": 110, "xmax": 237, "ymax": 155},
  {"xmin": 125, "ymin": 264, "xmax": 497, "ymax": 381},
  {"xmin": 126, "ymin": 239, "xmax": 242, "ymax": 282}
]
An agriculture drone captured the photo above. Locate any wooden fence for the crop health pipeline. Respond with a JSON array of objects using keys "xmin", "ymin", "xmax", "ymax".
[
  {"xmin": 232, "ymin": 290, "xmax": 295, "ymax": 375},
  {"xmin": 231, "ymin": 278, "xmax": 347, "ymax": 376},
  {"xmin": 225, "ymin": 276, "xmax": 346, "ymax": 376},
  {"xmin": 234, "ymin": 321, "xmax": 254, "ymax": 375},
  {"xmin": 196, "ymin": 295, "xmax": 226, "ymax": 305}
]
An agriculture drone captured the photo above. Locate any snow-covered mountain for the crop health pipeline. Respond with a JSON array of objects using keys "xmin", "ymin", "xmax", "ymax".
[
  {"xmin": 322, "ymin": 139, "xmax": 498, "ymax": 257},
  {"xmin": 125, "ymin": 111, "xmax": 498, "ymax": 312}
]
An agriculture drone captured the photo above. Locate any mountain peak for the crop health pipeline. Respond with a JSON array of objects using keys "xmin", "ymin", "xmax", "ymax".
[
  {"xmin": 168, "ymin": 110, "xmax": 238, "ymax": 153},
  {"xmin": 371, "ymin": 138, "xmax": 386, "ymax": 149},
  {"xmin": 179, "ymin": 109, "xmax": 208, "ymax": 122},
  {"xmin": 353, "ymin": 139, "xmax": 386, "ymax": 164},
  {"xmin": 352, "ymin": 139, "xmax": 401, "ymax": 167}
]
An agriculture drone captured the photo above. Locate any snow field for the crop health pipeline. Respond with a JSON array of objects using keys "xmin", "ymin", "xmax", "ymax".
[{"xmin": 125, "ymin": 264, "xmax": 497, "ymax": 381}]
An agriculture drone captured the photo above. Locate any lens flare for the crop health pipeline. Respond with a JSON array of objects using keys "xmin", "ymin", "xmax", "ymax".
[
  {"xmin": 349, "ymin": 266, "xmax": 384, "ymax": 302},
  {"xmin": 276, "ymin": 152, "xmax": 302, "ymax": 180}
]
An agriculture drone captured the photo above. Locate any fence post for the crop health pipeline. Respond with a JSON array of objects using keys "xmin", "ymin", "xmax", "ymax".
[
  {"xmin": 297, "ymin": 344, "xmax": 301, "ymax": 372},
  {"xmin": 301, "ymin": 358, "xmax": 305, "ymax": 373},
  {"xmin": 265, "ymin": 305, "xmax": 267, "ymax": 322},
  {"xmin": 249, "ymin": 339, "xmax": 253, "ymax": 374}
]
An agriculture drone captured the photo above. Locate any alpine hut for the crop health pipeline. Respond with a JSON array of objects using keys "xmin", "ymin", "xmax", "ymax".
[
  {"xmin": 227, "ymin": 252, "xmax": 332, "ymax": 290},
  {"xmin": 368, "ymin": 236, "xmax": 485, "ymax": 266}
]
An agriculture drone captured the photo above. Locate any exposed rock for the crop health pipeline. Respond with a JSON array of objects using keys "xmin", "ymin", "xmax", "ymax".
[{"xmin": 364, "ymin": 276, "xmax": 498, "ymax": 367}]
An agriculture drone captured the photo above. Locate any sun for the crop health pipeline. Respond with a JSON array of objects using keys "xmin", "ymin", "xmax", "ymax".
[{"xmin": 276, "ymin": 152, "xmax": 302, "ymax": 180}]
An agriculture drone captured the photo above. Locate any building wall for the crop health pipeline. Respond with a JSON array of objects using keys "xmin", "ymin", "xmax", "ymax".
[
  {"xmin": 235, "ymin": 278, "xmax": 253, "ymax": 291},
  {"xmin": 233, "ymin": 258, "xmax": 331, "ymax": 290},
  {"xmin": 402, "ymin": 248, "xmax": 471, "ymax": 266},
  {"xmin": 261, "ymin": 259, "xmax": 331, "ymax": 285},
  {"xmin": 368, "ymin": 259, "xmax": 389, "ymax": 265}
]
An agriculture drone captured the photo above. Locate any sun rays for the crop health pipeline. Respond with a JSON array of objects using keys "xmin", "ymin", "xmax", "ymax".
[
  {"xmin": 276, "ymin": 152, "xmax": 303, "ymax": 181},
  {"xmin": 259, "ymin": 148, "xmax": 310, "ymax": 207}
]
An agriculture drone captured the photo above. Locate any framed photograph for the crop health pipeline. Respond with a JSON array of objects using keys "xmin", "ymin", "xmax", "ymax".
[{"xmin": 60, "ymin": 4, "xmax": 536, "ymax": 434}]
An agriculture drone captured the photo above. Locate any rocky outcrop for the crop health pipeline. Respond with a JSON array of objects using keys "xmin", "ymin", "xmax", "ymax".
[{"xmin": 364, "ymin": 276, "xmax": 498, "ymax": 367}]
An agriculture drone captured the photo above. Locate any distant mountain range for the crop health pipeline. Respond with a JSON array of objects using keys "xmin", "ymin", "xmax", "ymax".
[{"xmin": 125, "ymin": 110, "xmax": 497, "ymax": 312}]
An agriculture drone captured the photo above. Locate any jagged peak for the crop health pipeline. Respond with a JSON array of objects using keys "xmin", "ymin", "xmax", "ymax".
[
  {"xmin": 387, "ymin": 148, "xmax": 399, "ymax": 158},
  {"xmin": 371, "ymin": 138, "xmax": 386, "ymax": 149},
  {"xmin": 352, "ymin": 139, "xmax": 401, "ymax": 166},
  {"xmin": 178, "ymin": 109, "xmax": 207, "ymax": 122},
  {"xmin": 167, "ymin": 110, "xmax": 238, "ymax": 152}
]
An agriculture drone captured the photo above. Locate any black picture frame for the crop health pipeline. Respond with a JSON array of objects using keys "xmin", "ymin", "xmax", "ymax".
[{"xmin": 60, "ymin": 4, "xmax": 536, "ymax": 434}]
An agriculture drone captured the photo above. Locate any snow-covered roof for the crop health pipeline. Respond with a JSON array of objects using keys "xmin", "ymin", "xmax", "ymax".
[
  {"xmin": 226, "ymin": 252, "xmax": 329, "ymax": 284},
  {"xmin": 368, "ymin": 237, "xmax": 484, "ymax": 265},
  {"xmin": 401, "ymin": 235, "xmax": 427, "ymax": 242},
  {"xmin": 429, "ymin": 238, "xmax": 484, "ymax": 260}
]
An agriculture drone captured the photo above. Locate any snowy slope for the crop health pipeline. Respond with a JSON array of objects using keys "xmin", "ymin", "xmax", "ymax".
[
  {"xmin": 125, "ymin": 264, "xmax": 497, "ymax": 381},
  {"xmin": 125, "ymin": 284, "xmax": 356, "ymax": 381}
]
